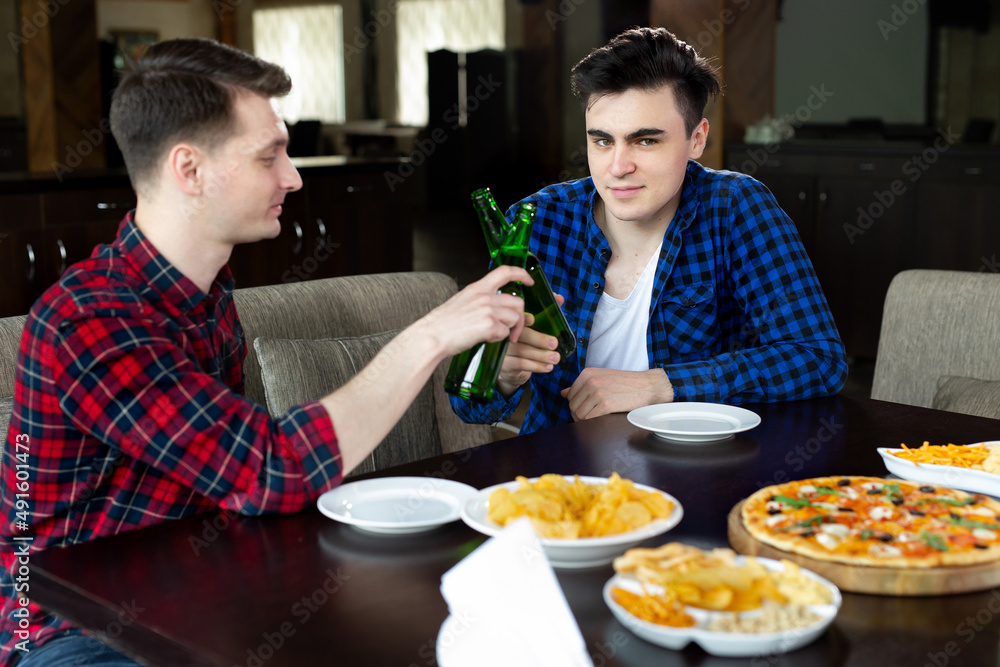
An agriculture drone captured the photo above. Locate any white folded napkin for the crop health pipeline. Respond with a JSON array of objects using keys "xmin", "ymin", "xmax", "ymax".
[{"xmin": 438, "ymin": 518, "xmax": 593, "ymax": 666}]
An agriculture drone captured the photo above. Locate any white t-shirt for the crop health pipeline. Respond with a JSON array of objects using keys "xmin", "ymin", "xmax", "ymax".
[{"xmin": 585, "ymin": 247, "xmax": 659, "ymax": 371}]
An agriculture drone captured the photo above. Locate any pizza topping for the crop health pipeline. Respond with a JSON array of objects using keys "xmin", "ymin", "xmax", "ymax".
[
  {"xmin": 765, "ymin": 514, "xmax": 786, "ymax": 528},
  {"xmin": 919, "ymin": 485, "xmax": 936, "ymax": 493},
  {"xmin": 799, "ymin": 484, "xmax": 817, "ymax": 494},
  {"xmin": 967, "ymin": 506, "xmax": 995, "ymax": 516},
  {"xmin": 774, "ymin": 495, "xmax": 814, "ymax": 509},
  {"xmin": 813, "ymin": 502, "xmax": 840, "ymax": 510},
  {"xmin": 949, "ymin": 515, "xmax": 1000, "ymax": 530},
  {"xmin": 836, "ymin": 478, "xmax": 852, "ymax": 486},
  {"xmin": 919, "ymin": 496, "xmax": 978, "ymax": 507},
  {"xmin": 920, "ymin": 531, "xmax": 949, "ymax": 552},
  {"xmin": 869, "ymin": 544, "xmax": 902, "ymax": 558},
  {"xmin": 815, "ymin": 532, "xmax": 840, "ymax": 550},
  {"xmin": 819, "ymin": 523, "xmax": 849, "ymax": 538},
  {"xmin": 878, "ymin": 533, "xmax": 894, "ymax": 542},
  {"xmin": 973, "ymin": 528, "xmax": 997, "ymax": 541},
  {"xmin": 869, "ymin": 506, "xmax": 894, "ymax": 521}
]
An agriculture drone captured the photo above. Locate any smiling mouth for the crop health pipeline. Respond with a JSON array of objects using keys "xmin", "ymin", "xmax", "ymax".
[{"xmin": 609, "ymin": 186, "xmax": 642, "ymax": 197}]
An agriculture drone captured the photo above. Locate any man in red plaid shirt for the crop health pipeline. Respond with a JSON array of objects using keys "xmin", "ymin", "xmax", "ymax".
[{"xmin": 0, "ymin": 39, "xmax": 529, "ymax": 666}]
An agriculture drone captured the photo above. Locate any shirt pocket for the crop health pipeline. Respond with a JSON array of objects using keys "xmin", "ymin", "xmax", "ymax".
[{"xmin": 656, "ymin": 282, "xmax": 718, "ymax": 356}]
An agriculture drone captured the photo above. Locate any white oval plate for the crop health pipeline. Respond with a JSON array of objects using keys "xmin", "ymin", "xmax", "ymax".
[
  {"xmin": 459, "ymin": 476, "xmax": 683, "ymax": 568},
  {"xmin": 317, "ymin": 477, "xmax": 478, "ymax": 535},
  {"xmin": 627, "ymin": 403, "xmax": 761, "ymax": 443},
  {"xmin": 604, "ymin": 556, "xmax": 841, "ymax": 657},
  {"xmin": 878, "ymin": 442, "xmax": 1000, "ymax": 497}
]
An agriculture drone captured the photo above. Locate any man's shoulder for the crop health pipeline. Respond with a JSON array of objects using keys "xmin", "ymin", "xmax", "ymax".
[
  {"xmin": 30, "ymin": 253, "xmax": 150, "ymax": 331},
  {"xmin": 686, "ymin": 161, "xmax": 769, "ymax": 201}
]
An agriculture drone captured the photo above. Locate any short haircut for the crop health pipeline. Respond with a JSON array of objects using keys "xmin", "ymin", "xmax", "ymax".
[
  {"xmin": 109, "ymin": 38, "xmax": 292, "ymax": 194},
  {"xmin": 570, "ymin": 27, "xmax": 722, "ymax": 137}
]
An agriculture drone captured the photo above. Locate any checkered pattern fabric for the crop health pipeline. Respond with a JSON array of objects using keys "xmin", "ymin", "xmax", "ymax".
[
  {"xmin": 0, "ymin": 214, "xmax": 341, "ymax": 663},
  {"xmin": 451, "ymin": 161, "xmax": 847, "ymax": 433}
]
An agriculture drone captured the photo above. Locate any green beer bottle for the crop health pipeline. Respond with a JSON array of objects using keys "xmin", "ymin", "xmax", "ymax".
[
  {"xmin": 444, "ymin": 203, "xmax": 534, "ymax": 401},
  {"xmin": 471, "ymin": 188, "xmax": 576, "ymax": 361}
]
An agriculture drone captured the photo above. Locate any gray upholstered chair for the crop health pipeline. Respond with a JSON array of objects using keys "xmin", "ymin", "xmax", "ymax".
[
  {"xmin": 870, "ymin": 269, "xmax": 1000, "ymax": 419},
  {"xmin": 233, "ymin": 272, "xmax": 495, "ymax": 476},
  {"xmin": 0, "ymin": 315, "xmax": 27, "ymax": 459}
]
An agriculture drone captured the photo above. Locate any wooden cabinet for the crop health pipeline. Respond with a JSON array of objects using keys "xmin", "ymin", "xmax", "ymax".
[
  {"xmin": 0, "ymin": 186, "xmax": 128, "ymax": 316},
  {"xmin": 726, "ymin": 143, "xmax": 1000, "ymax": 360},
  {"xmin": 0, "ymin": 158, "xmax": 415, "ymax": 317},
  {"xmin": 228, "ymin": 160, "xmax": 414, "ymax": 288}
]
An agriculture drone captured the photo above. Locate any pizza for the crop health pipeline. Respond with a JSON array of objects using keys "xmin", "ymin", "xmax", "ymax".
[{"xmin": 741, "ymin": 476, "xmax": 1000, "ymax": 568}]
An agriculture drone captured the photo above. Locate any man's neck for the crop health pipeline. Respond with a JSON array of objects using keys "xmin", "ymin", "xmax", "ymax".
[
  {"xmin": 594, "ymin": 197, "xmax": 675, "ymax": 259},
  {"xmin": 133, "ymin": 200, "xmax": 232, "ymax": 294}
]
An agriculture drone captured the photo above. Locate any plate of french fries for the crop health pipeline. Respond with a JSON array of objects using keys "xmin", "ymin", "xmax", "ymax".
[
  {"xmin": 459, "ymin": 473, "xmax": 683, "ymax": 568},
  {"xmin": 603, "ymin": 542, "xmax": 841, "ymax": 656},
  {"xmin": 879, "ymin": 441, "xmax": 1000, "ymax": 497}
]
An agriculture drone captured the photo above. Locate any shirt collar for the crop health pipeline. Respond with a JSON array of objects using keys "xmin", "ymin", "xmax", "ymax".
[{"xmin": 117, "ymin": 211, "xmax": 234, "ymax": 312}]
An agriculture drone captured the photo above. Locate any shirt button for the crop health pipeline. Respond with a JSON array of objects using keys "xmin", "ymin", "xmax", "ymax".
[
  {"xmin": 578, "ymin": 336, "xmax": 586, "ymax": 345},
  {"xmin": 592, "ymin": 281, "xmax": 600, "ymax": 290}
]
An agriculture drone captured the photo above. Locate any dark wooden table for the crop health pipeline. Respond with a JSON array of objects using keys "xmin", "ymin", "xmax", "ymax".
[{"xmin": 28, "ymin": 395, "xmax": 1000, "ymax": 666}]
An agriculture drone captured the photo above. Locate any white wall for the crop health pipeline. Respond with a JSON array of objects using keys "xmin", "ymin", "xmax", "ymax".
[
  {"xmin": 776, "ymin": 0, "xmax": 929, "ymax": 125},
  {"xmin": 97, "ymin": 0, "xmax": 216, "ymax": 41}
]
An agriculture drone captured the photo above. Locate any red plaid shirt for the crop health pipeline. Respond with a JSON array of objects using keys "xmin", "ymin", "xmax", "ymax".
[{"xmin": 0, "ymin": 213, "xmax": 342, "ymax": 664}]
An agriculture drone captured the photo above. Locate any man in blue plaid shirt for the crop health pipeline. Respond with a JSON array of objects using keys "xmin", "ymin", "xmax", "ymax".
[{"xmin": 451, "ymin": 27, "xmax": 847, "ymax": 435}]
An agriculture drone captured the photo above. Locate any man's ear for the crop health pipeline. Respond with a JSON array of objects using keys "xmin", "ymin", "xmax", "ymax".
[
  {"xmin": 688, "ymin": 118, "xmax": 710, "ymax": 160},
  {"xmin": 166, "ymin": 143, "xmax": 204, "ymax": 196}
]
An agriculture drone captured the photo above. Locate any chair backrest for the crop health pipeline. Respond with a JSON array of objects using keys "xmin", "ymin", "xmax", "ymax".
[
  {"xmin": 0, "ymin": 315, "xmax": 27, "ymax": 457},
  {"xmin": 233, "ymin": 272, "xmax": 493, "ymax": 473},
  {"xmin": 871, "ymin": 269, "xmax": 1000, "ymax": 412}
]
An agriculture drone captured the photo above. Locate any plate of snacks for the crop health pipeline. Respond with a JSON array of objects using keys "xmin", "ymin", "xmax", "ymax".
[
  {"xmin": 460, "ymin": 473, "xmax": 683, "ymax": 568},
  {"xmin": 604, "ymin": 542, "xmax": 840, "ymax": 656},
  {"xmin": 878, "ymin": 441, "xmax": 1000, "ymax": 497}
]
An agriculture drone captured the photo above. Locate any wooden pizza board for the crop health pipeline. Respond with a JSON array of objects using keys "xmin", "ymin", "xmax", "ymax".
[{"xmin": 727, "ymin": 500, "xmax": 1000, "ymax": 596}]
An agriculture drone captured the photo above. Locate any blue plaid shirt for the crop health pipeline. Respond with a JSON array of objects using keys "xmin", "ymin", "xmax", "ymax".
[{"xmin": 450, "ymin": 160, "xmax": 847, "ymax": 434}]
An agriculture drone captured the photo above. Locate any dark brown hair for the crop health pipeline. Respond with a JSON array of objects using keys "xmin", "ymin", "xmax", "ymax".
[
  {"xmin": 109, "ymin": 38, "xmax": 292, "ymax": 193},
  {"xmin": 570, "ymin": 27, "xmax": 722, "ymax": 137}
]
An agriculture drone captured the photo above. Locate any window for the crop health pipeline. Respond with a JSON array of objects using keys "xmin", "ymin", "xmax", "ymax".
[
  {"xmin": 253, "ymin": 4, "xmax": 346, "ymax": 124},
  {"xmin": 396, "ymin": 0, "xmax": 505, "ymax": 127}
]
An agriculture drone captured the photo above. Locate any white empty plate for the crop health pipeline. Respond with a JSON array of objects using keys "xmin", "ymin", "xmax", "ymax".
[
  {"xmin": 627, "ymin": 403, "xmax": 761, "ymax": 443},
  {"xmin": 317, "ymin": 477, "xmax": 478, "ymax": 534}
]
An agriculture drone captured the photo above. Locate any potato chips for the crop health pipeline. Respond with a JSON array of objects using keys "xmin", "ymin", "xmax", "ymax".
[
  {"xmin": 486, "ymin": 473, "xmax": 674, "ymax": 539},
  {"xmin": 612, "ymin": 542, "xmax": 832, "ymax": 623}
]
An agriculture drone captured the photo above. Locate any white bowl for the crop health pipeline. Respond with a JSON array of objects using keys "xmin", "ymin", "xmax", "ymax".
[
  {"xmin": 878, "ymin": 443, "xmax": 1000, "ymax": 497},
  {"xmin": 459, "ymin": 476, "xmax": 684, "ymax": 568},
  {"xmin": 603, "ymin": 556, "xmax": 841, "ymax": 657}
]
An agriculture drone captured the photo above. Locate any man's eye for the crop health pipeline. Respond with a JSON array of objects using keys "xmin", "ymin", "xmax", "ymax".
[
  {"xmin": 263, "ymin": 156, "xmax": 277, "ymax": 165},
  {"xmin": 638, "ymin": 138, "xmax": 657, "ymax": 146},
  {"xmin": 593, "ymin": 138, "xmax": 611, "ymax": 147}
]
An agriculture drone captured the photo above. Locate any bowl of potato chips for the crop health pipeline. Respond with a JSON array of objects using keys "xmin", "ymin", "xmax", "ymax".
[
  {"xmin": 604, "ymin": 542, "xmax": 840, "ymax": 656},
  {"xmin": 459, "ymin": 474, "xmax": 683, "ymax": 568}
]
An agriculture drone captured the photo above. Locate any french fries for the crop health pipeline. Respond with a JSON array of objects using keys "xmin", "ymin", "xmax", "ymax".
[
  {"xmin": 894, "ymin": 441, "xmax": 991, "ymax": 469},
  {"xmin": 610, "ymin": 586, "xmax": 696, "ymax": 628},
  {"xmin": 486, "ymin": 473, "xmax": 674, "ymax": 539}
]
